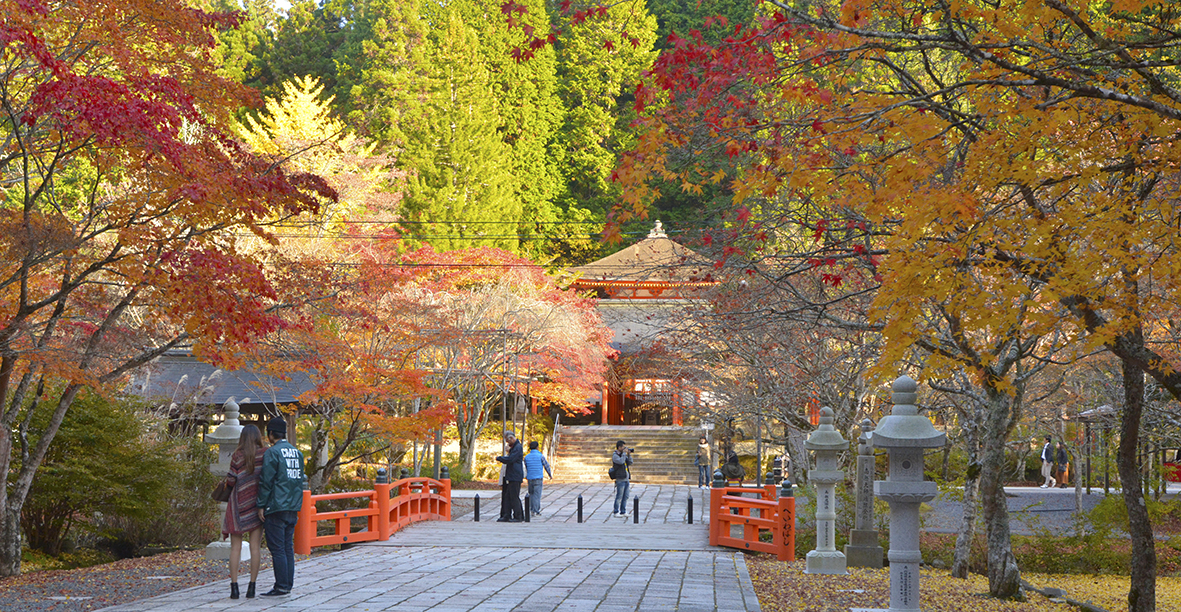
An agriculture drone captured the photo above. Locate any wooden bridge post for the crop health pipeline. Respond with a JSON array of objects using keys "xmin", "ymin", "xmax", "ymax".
[
  {"xmin": 375, "ymin": 469, "xmax": 392, "ymax": 540},
  {"xmin": 777, "ymin": 482, "xmax": 796, "ymax": 562},
  {"xmin": 294, "ymin": 489, "xmax": 314, "ymax": 555},
  {"xmin": 708, "ymin": 486, "xmax": 722, "ymax": 546},
  {"xmin": 440, "ymin": 466, "xmax": 452, "ymax": 521}
]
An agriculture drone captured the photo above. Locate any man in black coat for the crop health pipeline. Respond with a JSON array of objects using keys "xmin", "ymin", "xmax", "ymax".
[{"xmin": 496, "ymin": 431, "xmax": 524, "ymax": 522}]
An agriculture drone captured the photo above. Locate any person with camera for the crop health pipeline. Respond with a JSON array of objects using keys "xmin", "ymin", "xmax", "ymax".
[{"xmin": 612, "ymin": 441, "xmax": 633, "ymax": 517}]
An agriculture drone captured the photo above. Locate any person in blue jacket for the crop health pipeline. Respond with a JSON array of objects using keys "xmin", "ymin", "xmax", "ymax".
[
  {"xmin": 523, "ymin": 440, "xmax": 553, "ymax": 516},
  {"xmin": 495, "ymin": 431, "xmax": 524, "ymax": 522}
]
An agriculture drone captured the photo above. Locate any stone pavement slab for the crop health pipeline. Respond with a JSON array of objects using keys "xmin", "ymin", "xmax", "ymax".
[
  {"xmin": 96, "ymin": 546, "xmax": 760, "ymax": 612},
  {"xmin": 377, "ymin": 521, "xmax": 716, "ymax": 550}
]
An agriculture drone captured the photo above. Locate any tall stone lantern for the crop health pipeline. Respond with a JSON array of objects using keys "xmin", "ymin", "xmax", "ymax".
[
  {"xmin": 804, "ymin": 406, "xmax": 848, "ymax": 575},
  {"xmin": 845, "ymin": 418, "xmax": 883, "ymax": 568},
  {"xmin": 872, "ymin": 376, "xmax": 945, "ymax": 612},
  {"xmin": 204, "ymin": 398, "xmax": 245, "ymax": 561}
]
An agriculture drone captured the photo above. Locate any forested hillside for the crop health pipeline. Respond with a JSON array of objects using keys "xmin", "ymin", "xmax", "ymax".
[{"xmin": 196, "ymin": 0, "xmax": 757, "ymax": 264}]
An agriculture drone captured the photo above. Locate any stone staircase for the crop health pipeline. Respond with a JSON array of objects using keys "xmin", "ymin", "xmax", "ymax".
[{"xmin": 552, "ymin": 426, "xmax": 702, "ymax": 485}]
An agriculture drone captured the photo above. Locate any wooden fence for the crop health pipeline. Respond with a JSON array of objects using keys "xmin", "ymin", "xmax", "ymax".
[
  {"xmin": 708, "ymin": 485, "xmax": 795, "ymax": 561},
  {"xmin": 294, "ymin": 476, "xmax": 451, "ymax": 555}
]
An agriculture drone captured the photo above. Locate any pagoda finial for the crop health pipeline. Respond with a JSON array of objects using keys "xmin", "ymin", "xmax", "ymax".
[{"xmin": 649, "ymin": 220, "xmax": 666, "ymax": 238}]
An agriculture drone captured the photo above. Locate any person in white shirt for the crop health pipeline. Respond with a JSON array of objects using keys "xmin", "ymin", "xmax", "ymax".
[{"xmin": 1039, "ymin": 435, "xmax": 1057, "ymax": 488}]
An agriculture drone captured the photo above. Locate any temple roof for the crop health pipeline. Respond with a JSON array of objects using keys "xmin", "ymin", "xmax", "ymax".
[
  {"xmin": 570, "ymin": 221, "xmax": 714, "ymax": 284},
  {"xmin": 126, "ymin": 350, "xmax": 315, "ymax": 411}
]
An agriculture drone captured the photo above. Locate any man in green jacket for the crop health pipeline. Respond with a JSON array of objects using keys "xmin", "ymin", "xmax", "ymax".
[{"xmin": 256, "ymin": 416, "xmax": 305, "ymax": 597}]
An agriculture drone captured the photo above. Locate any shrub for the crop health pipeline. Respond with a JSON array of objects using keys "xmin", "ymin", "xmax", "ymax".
[
  {"xmin": 19, "ymin": 391, "xmax": 180, "ymax": 556},
  {"xmin": 89, "ymin": 436, "xmax": 220, "ymax": 556}
]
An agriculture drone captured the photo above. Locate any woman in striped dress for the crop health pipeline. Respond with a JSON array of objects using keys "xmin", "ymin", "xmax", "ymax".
[{"xmin": 224, "ymin": 424, "xmax": 266, "ymax": 599}]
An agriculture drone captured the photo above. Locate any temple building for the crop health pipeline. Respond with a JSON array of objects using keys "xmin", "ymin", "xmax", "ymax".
[{"xmin": 569, "ymin": 221, "xmax": 718, "ymax": 426}]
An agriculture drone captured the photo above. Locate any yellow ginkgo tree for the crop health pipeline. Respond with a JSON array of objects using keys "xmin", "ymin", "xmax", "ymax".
[{"xmin": 237, "ymin": 75, "xmax": 402, "ymax": 239}]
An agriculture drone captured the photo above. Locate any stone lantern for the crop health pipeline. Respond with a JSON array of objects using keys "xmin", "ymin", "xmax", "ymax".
[
  {"xmin": 845, "ymin": 418, "xmax": 883, "ymax": 568},
  {"xmin": 872, "ymin": 376, "xmax": 945, "ymax": 612},
  {"xmin": 804, "ymin": 406, "xmax": 848, "ymax": 575},
  {"xmin": 204, "ymin": 398, "xmax": 245, "ymax": 561}
]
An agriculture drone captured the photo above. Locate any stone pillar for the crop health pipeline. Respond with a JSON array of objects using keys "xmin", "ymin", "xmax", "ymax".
[
  {"xmin": 846, "ymin": 419, "xmax": 883, "ymax": 568},
  {"xmin": 804, "ymin": 407, "xmax": 848, "ymax": 575},
  {"xmin": 873, "ymin": 376, "xmax": 946, "ymax": 612},
  {"xmin": 204, "ymin": 398, "xmax": 245, "ymax": 562}
]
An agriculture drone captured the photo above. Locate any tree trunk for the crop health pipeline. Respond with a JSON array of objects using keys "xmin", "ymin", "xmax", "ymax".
[
  {"xmin": 0, "ymin": 508, "xmax": 21, "ymax": 577},
  {"xmin": 456, "ymin": 403, "xmax": 482, "ymax": 476},
  {"xmin": 0, "ymin": 384, "xmax": 81, "ymax": 576},
  {"xmin": 952, "ymin": 412, "xmax": 982, "ymax": 579},
  {"xmin": 951, "ymin": 473, "xmax": 978, "ymax": 579},
  {"xmin": 978, "ymin": 389, "xmax": 1022, "ymax": 599},
  {"xmin": 1120, "ymin": 350, "xmax": 1156, "ymax": 612}
]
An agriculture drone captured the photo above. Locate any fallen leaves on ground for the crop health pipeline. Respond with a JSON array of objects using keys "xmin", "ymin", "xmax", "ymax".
[
  {"xmin": 0, "ymin": 549, "xmax": 281, "ymax": 612},
  {"xmin": 748, "ymin": 557, "xmax": 1073, "ymax": 612},
  {"xmin": 1023, "ymin": 573, "xmax": 1181, "ymax": 612}
]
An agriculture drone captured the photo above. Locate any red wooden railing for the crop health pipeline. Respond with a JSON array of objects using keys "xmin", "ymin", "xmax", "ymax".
[
  {"xmin": 294, "ymin": 476, "xmax": 451, "ymax": 554},
  {"xmin": 709, "ymin": 485, "xmax": 795, "ymax": 561}
]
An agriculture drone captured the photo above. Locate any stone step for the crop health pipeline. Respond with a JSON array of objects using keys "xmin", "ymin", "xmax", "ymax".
[{"xmin": 551, "ymin": 426, "xmax": 703, "ymax": 485}]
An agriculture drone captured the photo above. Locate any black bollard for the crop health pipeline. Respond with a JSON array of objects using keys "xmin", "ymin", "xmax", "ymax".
[
  {"xmin": 474, "ymin": 494, "xmax": 480, "ymax": 522},
  {"xmin": 633, "ymin": 495, "xmax": 639, "ymax": 524},
  {"xmin": 524, "ymin": 494, "xmax": 531, "ymax": 522},
  {"xmin": 687, "ymin": 494, "xmax": 694, "ymax": 524},
  {"xmin": 577, "ymin": 494, "xmax": 583, "ymax": 523}
]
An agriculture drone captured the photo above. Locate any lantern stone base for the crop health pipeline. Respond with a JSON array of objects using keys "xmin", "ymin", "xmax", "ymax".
[
  {"xmin": 845, "ymin": 529, "xmax": 884, "ymax": 568},
  {"xmin": 805, "ymin": 549, "xmax": 848, "ymax": 574}
]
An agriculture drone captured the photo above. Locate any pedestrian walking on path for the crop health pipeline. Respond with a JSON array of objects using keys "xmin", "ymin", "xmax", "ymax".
[
  {"xmin": 721, "ymin": 452, "xmax": 745, "ymax": 486},
  {"xmin": 523, "ymin": 440, "xmax": 552, "ymax": 515},
  {"xmin": 1056, "ymin": 441, "xmax": 1070, "ymax": 488},
  {"xmin": 612, "ymin": 440, "xmax": 633, "ymax": 516},
  {"xmin": 1040, "ymin": 435, "xmax": 1057, "ymax": 488},
  {"xmin": 257, "ymin": 416, "xmax": 305, "ymax": 597},
  {"xmin": 496, "ymin": 431, "xmax": 524, "ymax": 522},
  {"xmin": 223, "ymin": 425, "xmax": 266, "ymax": 599},
  {"xmin": 695, "ymin": 436, "xmax": 711, "ymax": 488}
]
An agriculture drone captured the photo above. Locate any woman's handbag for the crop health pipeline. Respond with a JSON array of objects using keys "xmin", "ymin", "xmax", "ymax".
[{"xmin": 212, "ymin": 476, "xmax": 234, "ymax": 503}]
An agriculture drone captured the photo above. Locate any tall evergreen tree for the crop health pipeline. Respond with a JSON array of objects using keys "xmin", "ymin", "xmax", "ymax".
[
  {"xmin": 200, "ymin": 0, "xmax": 277, "ymax": 87},
  {"xmin": 647, "ymin": 0, "xmax": 758, "ymax": 48},
  {"xmin": 449, "ymin": 0, "xmax": 565, "ymax": 260},
  {"xmin": 259, "ymin": 0, "xmax": 352, "ymax": 99},
  {"xmin": 333, "ymin": 0, "xmax": 429, "ymax": 146},
  {"xmin": 397, "ymin": 9, "xmax": 520, "ymax": 252},
  {"xmin": 554, "ymin": 0, "xmax": 658, "ymax": 222}
]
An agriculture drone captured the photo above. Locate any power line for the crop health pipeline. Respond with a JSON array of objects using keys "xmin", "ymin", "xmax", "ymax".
[
  {"xmin": 237, "ymin": 231, "xmax": 659, "ymax": 240},
  {"xmin": 302, "ymin": 262, "xmax": 562, "ymax": 268},
  {"xmin": 292, "ymin": 220, "xmax": 607, "ymax": 225}
]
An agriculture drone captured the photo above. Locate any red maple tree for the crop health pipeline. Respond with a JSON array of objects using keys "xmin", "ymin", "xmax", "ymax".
[{"xmin": 0, "ymin": 0, "xmax": 333, "ymax": 575}]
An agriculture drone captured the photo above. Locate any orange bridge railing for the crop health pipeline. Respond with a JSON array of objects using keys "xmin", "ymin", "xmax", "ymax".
[
  {"xmin": 294, "ymin": 471, "xmax": 451, "ymax": 555},
  {"xmin": 709, "ymin": 484, "xmax": 795, "ymax": 561}
]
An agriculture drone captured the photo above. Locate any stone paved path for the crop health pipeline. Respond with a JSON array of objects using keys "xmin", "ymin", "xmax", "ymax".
[
  {"xmin": 98, "ymin": 484, "xmax": 761, "ymax": 612},
  {"xmin": 454, "ymin": 483, "xmax": 714, "ymax": 524}
]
